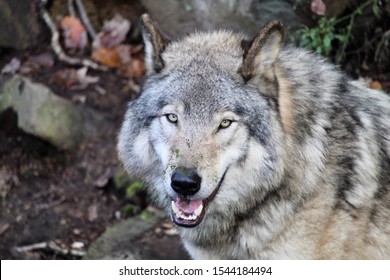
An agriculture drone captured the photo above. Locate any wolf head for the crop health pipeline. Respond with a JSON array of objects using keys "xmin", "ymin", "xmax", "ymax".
[{"xmin": 118, "ymin": 15, "xmax": 286, "ymax": 228}]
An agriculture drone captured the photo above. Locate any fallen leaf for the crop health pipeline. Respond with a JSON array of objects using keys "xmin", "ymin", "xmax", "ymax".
[
  {"xmin": 88, "ymin": 204, "xmax": 99, "ymax": 222},
  {"xmin": 51, "ymin": 67, "xmax": 99, "ymax": 90},
  {"xmin": 29, "ymin": 52, "xmax": 55, "ymax": 68},
  {"xmin": 127, "ymin": 79, "xmax": 141, "ymax": 93},
  {"xmin": 74, "ymin": 67, "xmax": 99, "ymax": 90},
  {"xmin": 311, "ymin": 0, "xmax": 326, "ymax": 16},
  {"xmin": 60, "ymin": 16, "xmax": 88, "ymax": 50},
  {"xmin": 1, "ymin": 58, "xmax": 21, "ymax": 75},
  {"xmin": 91, "ymin": 48, "xmax": 121, "ymax": 68},
  {"xmin": 161, "ymin": 221, "xmax": 173, "ymax": 229},
  {"xmin": 0, "ymin": 223, "xmax": 10, "ymax": 236},
  {"xmin": 94, "ymin": 168, "xmax": 112, "ymax": 188},
  {"xmin": 370, "ymin": 80, "xmax": 382, "ymax": 90},
  {"xmin": 93, "ymin": 14, "xmax": 131, "ymax": 50},
  {"xmin": 92, "ymin": 45, "xmax": 145, "ymax": 78},
  {"xmin": 19, "ymin": 52, "xmax": 55, "ymax": 75},
  {"xmin": 164, "ymin": 228, "xmax": 179, "ymax": 236},
  {"xmin": 118, "ymin": 57, "xmax": 145, "ymax": 78},
  {"xmin": 115, "ymin": 45, "xmax": 132, "ymax": 64},
  {"xmin": 71, "ymin": 95, "xmax": 87, "ymax": 104},
  {"xmin": 71, "ymin": 241, "xmax": 85, "ymax": 249},
  {"xmin": 0, "ymin": 169, "xmax": 13, "ymax": 199}
]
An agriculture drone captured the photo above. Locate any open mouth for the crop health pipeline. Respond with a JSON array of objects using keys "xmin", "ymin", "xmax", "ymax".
[
  {"xmin": 170, "ymin": 170, "xmax": 227, "ymax": 228},
  {"xmin": 171, "ymin": 198, "xmax": 205, "ymax": 227}
]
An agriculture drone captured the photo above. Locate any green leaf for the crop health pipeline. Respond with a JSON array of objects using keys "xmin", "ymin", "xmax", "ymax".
[
  {"xmin": 372, "ymin": 3, "xmax": 381, "ymax": 19},
  {"xmin": 323, "ymin": 34, "xmax": 333, "ymax": 49},
  {"xmin": 334, "ymin": 34, "xmax": 347, "ymax": 43},
  {"xmin": 140, "ymin": 209, "xmax": 154, "ymax": 221},
  {"xmin": 114, "ymin": 169, "xmax": 131, "ymax": 189},
  {"xmin": 126, "ymin": 181, "xmax": 143, "ymax": 198},
  {"xmin": 123, "ymin": 204, "xmax": 135, "ymax": 215},
  {"xmin": 316, "ymin": 46, "xmax": 323, "ymax": 55}
]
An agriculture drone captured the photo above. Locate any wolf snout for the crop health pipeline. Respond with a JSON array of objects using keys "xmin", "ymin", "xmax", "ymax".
[{"xmin": 171, "ymin": 167, "xmax": 201, "ymax": 196}]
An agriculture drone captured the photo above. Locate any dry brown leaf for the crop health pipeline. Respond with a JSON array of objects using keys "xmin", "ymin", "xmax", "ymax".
[
  {"xmin": 60, "ymin": 16, "xmax": 88, "ymax": 50},
  {"xmin": 370, "ymin": 80, "xmax": 382, "ymax": 90},
  {"xmin": 311, "ymin": 0, "xmax": 326, "ymax": 16},
  {"xmin": 118, "ymin": 57, "xmax": 145, "ymax": 78},
  {"xmin": 92, "ymin": 45, "xmax": 145, "ymax": 78},
  {"xmin": 91, "ymin": 48, "xmax": 121, "ymax": 68}
]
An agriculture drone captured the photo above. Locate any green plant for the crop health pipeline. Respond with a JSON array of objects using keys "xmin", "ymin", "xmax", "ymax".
[
  {"xmin": 125, "ymin": 180, "xmax": 143, "ymax": 198},
  {"xmin": 294, "ymin": 0, "xmax": 383, "ymax": 64},
  {"xmin": 140, "ymin": 209, "xmax": 154, "ymax": 221}
]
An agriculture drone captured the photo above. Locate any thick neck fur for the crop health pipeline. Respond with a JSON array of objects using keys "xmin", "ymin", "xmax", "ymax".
[
  {"xmin": 124, "ymin": 28, "xmax": 390, "ymax": 259},
  {"xmin": 177, "ymin": 47, "xmax": 360, "ymax": 259}
]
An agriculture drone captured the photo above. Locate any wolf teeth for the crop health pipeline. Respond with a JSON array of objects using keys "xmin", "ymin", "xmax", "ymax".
[
  {"xmin": 194, "ymin": 204, "xmax": 203, "ymax": 216},
  {"xmin": 172, "ymin": 201, "xmax": 180, "ymax": 214},
  {"xmin": 171, "ymin": 201, "xmax": 203, "ymax": 221}
]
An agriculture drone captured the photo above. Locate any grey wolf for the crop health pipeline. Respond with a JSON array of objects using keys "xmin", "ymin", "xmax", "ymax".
[{"xmin": 117, "ymin": 14, "xmax": 390, "ymax": 259}]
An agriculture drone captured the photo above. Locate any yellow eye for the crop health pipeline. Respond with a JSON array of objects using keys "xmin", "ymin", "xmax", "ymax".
[
  {"xmin": 219, "ymin": 119, "xmax": 232, "ymax": 129},
  {"xmin": 166, "ymin": 113, "xmax": 178, "ymax": 123}
]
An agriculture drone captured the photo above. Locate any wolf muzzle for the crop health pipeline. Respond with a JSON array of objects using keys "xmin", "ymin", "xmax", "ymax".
[
  {"xmin": 170, "ymin": 166, "xmax": 228, "ymax": 227},
  {"xmin": 170, "ymin": 167, "xmax": 205, "ymax": 227}
]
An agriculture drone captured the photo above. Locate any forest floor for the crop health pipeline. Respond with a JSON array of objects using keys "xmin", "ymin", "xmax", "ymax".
[{"xmin": 0, "ymin": 55, "xmax": 146, "ymax": 259}]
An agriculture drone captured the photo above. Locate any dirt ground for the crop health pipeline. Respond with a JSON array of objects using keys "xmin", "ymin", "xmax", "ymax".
[{"xmin": 0, "ymin": 52, "xmax": 156, "ymax": 259}]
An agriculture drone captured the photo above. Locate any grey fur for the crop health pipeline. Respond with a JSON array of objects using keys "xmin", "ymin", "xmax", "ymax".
[{"xmin": 117, "ymin": 15, "xmax": 390, "ymax": 259}]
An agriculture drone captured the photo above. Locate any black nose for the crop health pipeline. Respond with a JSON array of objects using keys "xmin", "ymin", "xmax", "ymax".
[{"xmin": 171, "ymin": 167, "xmax": 201, "ymax": 196}]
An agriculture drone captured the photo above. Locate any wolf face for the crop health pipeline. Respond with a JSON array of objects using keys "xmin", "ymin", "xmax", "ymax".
[
  {"xmin": 118, "ymin": 15, "xmax": 390, "ymax": 259},
  {"xmin": 118, "ymin": 22, "xmax": 285, "ymax": 228}
]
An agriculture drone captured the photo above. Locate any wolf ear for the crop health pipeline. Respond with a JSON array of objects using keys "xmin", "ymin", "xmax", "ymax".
[
  {"xmin": 240, "ymin": 21, "xmax": 284, "ymax": 82},
  {"xmin": 140, "ymin": 14, "xmax": 171, "ymax": 74}
]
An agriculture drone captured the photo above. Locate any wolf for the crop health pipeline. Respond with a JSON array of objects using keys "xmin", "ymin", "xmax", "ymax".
[{"xmin": 117, "ymin": 14, "xmax": 390, "ymax": 259}]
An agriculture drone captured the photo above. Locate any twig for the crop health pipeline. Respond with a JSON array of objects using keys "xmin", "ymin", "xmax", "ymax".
[
  {"xmin": 39, "ymin": 0, "xmax": 107, "ymax": 71},
  {"xmin": 74, "ymin": 0, "xmax": 97, "ymax": 39},
  {"xmin": 35, "ymin": 197, "xmax": 66, "ymax": 211},
  {"xmin": 14, "ymin": 241, "xmax": 86, "ymax": 257},
  {"xmin": 0, "ymin": 223, "xmax": 10, "ymax": 236},
  {"xmin": 67, "ymin": 0, "xmax": 76, "ymax": 17}
]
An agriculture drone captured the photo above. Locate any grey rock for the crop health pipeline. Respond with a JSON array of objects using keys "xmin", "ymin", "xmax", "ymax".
[
  {"xmin": 0, "ymin": 0, "xmax": 43, "ymax": 50},
  {"xmin": 84, "ymin": 210, "xmax": 162, "ymax": 260},
  {"xmin": 0, "ymin": 75, "xmax": 102, "ymax": 149},
  {"xmin": 84, "ymin": 209, "xmax": 190, "ymax": 260}
]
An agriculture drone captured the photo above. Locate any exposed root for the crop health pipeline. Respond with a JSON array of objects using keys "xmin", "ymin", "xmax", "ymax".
[
  {"xmin": 14, "ymin": 241, "xmax": 86, "ymax": 258},
  {"xmin": 39, "ymin": 0, "xmax": 107, "ymax": 71},
  {"xmin": 74, "ymin": 0, "xmax": 97, "ymax": 39}
]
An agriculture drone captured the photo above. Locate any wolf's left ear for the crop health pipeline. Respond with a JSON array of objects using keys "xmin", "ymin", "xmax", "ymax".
[
  {"xmin": 240, "ymin": 21, "xmax": 284, "ymax": 82},
  {"xmin": 140, "ymin": 14, "xmax": 171, "ymax": 74}
]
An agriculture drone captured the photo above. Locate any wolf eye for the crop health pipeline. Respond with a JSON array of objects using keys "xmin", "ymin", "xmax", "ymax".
[
  {"xmin": 166, "ymin": 113, "xmax": 178, "ymax": 123},
  {"xmin": 219, "ymin": 119, "xmax": 232, "ymax": 129}
]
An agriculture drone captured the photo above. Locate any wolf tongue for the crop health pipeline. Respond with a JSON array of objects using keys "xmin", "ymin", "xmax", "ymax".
[{"xmin": 176, "ymin": 198, "xmax": 202, "ymax": 214}]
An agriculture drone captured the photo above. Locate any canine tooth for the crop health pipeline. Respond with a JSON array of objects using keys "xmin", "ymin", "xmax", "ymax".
[
  {"xmin": 194, "ymin": 204, "xmax": 203, "ymax": 216},
  {"xmin": 171, "ymin": 201, "xmax": 180, "ymax": 214}
]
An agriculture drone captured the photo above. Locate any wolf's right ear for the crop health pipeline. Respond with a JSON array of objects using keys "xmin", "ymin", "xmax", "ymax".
[{"xmin": 140, "ymin": 14, "xmax": 170, "ymax": 75}]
